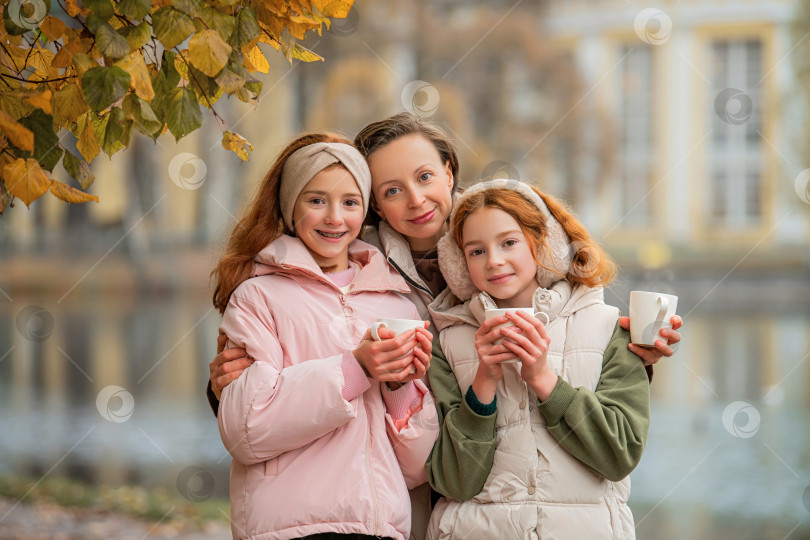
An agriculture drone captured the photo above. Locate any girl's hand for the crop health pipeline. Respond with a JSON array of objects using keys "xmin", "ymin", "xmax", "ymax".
[
  {"xmin": 499, "ymin": 311, "xmax": 557, "ymax": 401},
  {"xmin": 619, "ymin": 315, "xmax": 683, "ymax": 366},
  {"xmin": 471, "ymin": 316, "xmax": 515, "ymax": 403},
  {"xmin": 386, "ymin": 328, "xmax": 432, "ymax": 390},
  {"xmin": 353, "ymin": 324, "xmax": 433, "ymax": 384},
  {"xmin": 210, "ymin": 332, "xmax": 254, "ymax": 399}
]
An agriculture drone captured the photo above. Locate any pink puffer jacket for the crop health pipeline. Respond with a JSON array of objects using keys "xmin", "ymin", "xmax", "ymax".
[{"xmin": 218, "ymin": 235, "xmax": 439, "ymax": 540}]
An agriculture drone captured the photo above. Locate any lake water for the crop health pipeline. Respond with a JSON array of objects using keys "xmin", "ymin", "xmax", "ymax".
[{"xmin": 1, "ymin": 292, "xmax": 808, "ymax": 539}]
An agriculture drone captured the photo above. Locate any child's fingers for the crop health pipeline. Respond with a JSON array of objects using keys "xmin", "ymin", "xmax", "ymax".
[
  {"xmin": 478, "ymin": 316, "xmax": 508, "ymax": 335},
  {"xmin": 415, "ymin": 326, "xmax": 433, "ymax": 342},
  {"xmin": 221, "ymin": 357, "xmax": 254, "ymax": 374},
  {"xmin": 653, "ymin": 339, "xmax": 674, "ymax": 357},
  {"xmin": 501, "ymin": 328, "xmax": 539, "ymax": 358},
  {"xmin": 510, "ymin": 312, "xmax": 548, "ymax": 342},
  {"xmin": 217, "ymin": 332, "xmax": 228, "ymax": 354},
  {"xmin": 371, "ymin": 327, "xmax": 398, "ymax": 341},
  {"xmin": 670, "ymin": 315, "xmax": 683, "ymax": 330},
  {"xmin": 661, "ymin": 326, "xmax": 681, "ymax": 346},
  {"xmin": 618, "ymin": 316, "xmax": 630, "ymax": 330},
  {"xmin": 501, "ymin": 339, "xmax": 533, "ymax": 364},
  {"xmin": 627, "ymin": 343, "xmax": 661, "ymax": 366}
]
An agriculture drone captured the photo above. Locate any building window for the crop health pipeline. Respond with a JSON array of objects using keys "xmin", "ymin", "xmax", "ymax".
[
  {"xmin": 617, "ymin": 44, "xmax": 654, "ymax": 227},
  {"xmin": 709, "ymin": 39, "xmax": 763, "ymax": 227}
]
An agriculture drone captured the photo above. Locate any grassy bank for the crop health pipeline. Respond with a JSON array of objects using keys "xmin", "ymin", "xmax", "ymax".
[{"xmin": 0, "ymin": 474, "xmax": 230, "ymax": 526}]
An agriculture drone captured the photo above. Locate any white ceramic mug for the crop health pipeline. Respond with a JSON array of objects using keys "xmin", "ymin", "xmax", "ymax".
[
  {"xmin": 484, "ymin": 307, "xmax": 550, "ymax": 363},
  {"xmin": 629, "ymin": 291, "xmax": 678, "ymax": 347},
  {"xmin": 370, "ymin": 318, "xmax": 425, "ymax": 373}
]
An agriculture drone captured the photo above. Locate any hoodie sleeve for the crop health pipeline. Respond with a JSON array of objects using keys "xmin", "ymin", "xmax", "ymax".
[
  {"xmin": 217, "ymin": 292, "xmax": 366, "ymax": 466},
  {"xmin": 535, "ymin": 321, "xmax": 651, "ymax": 481}
]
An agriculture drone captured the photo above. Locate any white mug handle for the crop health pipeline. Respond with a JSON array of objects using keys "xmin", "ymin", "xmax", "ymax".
[
  {"xmin": 533, "ymin": 311, "xmax": 550, "ymax": 326},
  {"xmin": 371, "ymin": 321, "xmax": 387, "ymax": 341}
]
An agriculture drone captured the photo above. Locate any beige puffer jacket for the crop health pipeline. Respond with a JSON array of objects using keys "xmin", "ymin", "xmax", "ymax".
[{"xmin": 426, "ymin": 280, "xmax": 635, "ymax": 540}]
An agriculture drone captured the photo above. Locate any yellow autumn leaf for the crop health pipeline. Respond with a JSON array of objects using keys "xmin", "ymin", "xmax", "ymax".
[
  {"xmin": 49, "ymin": 179, "xmax": 99, "ymax": 203},
  {"xmin": 245, "ymin": 44, "xmax": 269, "ymax": 74},
  {"xmin": 312, "ymin": 0, "xmax": 353, "ymax": 18},
  {"xmin": 3, "ymin": 158, "xmax": 52, "ymax": 207},
  {"xmin": 188, "ymin": 29, "xmax": 232, "ymax": 78},
  {"xmin": 64, "ymin": 0, "xmax": 86, "ymax": 16},
  {"xmin": 52, "ymin": 36, "xmax": 84, "ymax": 68},
  {"xmin": 25, "ymin": 90, "xmax": 52, "ymax": 115},
  {"xmin": 53, "ymin": 83, "xmax": 90, "ymax": 122},
  {"xmin": 222, "ymin": 130, "xmax": 253, "ymax": 161},
  {"xmin": 27, "ymin": 47, "xmax": 56, "ymax": 79},
  {"xmin": 39, "ymin": 15, "xmax": 68, "ymax": 41},
  {"xmin": 115, "ymin": 52, "xmax": 155, "ymax": 101},
  {"xmin": 0, "ymin": 110, "xmax": 34, "ymax": 152},
  {"xmin": 76, "ymin": 114, "xmax": 100, "ymax": 162}
]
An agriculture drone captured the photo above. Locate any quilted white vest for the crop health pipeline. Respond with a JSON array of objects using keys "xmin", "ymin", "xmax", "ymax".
[{"xmin": 427, "ymin": 281, "xmax": 635, "ymax": 540}]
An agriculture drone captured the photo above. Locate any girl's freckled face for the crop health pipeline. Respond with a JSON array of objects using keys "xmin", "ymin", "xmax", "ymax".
[{"xmin": 367, "ymin": 134, "xmax": 454, "ymax": 251}]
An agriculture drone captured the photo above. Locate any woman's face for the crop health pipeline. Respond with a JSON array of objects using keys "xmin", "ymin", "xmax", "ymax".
[
  {"xmin": 461, "ymin": 207, "xmax": 539, "ymax": 309},
  {"xmin": 292, "ymin": 166, "xmax": 365, "ymax": 272},
  {"xmin": 367, "ymin": 134, "xmax": 454, "ymax": 251}
]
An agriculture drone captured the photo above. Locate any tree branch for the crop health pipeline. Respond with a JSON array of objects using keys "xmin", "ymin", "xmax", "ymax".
[{"xmin": 2, "ymin": 73, "xmax": 73, "ymax": 83}]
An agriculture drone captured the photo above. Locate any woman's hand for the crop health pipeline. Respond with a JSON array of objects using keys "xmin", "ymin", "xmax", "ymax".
[
  {"xmin": 471, "ymin": 316, "xmax": 515, "ymax": 404},
  {"xmin": 353, "ymin": 323, "xmax": 433, "ymax": 385},
  {"xmin": 209, "ymin": 332, "xmax": 254, "ymax": 399},
  {"xmin": 619, "ymin": 315, "xmax": 683, "ymax": 366},
  {"xmin": 498, "ymin": 311, "xmax": 557, "ymax": 401}
]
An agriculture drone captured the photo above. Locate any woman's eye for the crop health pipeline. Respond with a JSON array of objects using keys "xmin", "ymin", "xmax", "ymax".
[
  {"xmin": 385, "ymin": 187, "xmax": 401, "ymax": 197},
  {"xmin": 503, "ymin": 239, "xmax": 518, "ymax": 247},
  {"xmin": 419, "ymin": 172, "xmax": 433, "ymax": 182}
]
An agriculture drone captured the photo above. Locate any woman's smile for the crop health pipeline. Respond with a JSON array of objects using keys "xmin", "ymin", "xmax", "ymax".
[{"xmin": 409, "ymin": 208, "xmax": 437, "ymax": 225}]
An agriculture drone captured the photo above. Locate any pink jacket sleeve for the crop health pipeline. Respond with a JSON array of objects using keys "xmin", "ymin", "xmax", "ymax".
[
  {"xmin": 217, "ymin": 293, "xmax": 362, "ymax": 466},
  {"xmin": 384, "ymin": 379, "xmax": 439, "ymax": 489}
]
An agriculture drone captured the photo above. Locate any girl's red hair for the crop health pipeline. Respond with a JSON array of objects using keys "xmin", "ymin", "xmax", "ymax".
[
  {"xmin": 212, "ymin": 132, "xmax": 354, "ymax": 314},
  {"xmin": 451, "ymin": 186, "xmax": 617, "ymax": 288}
]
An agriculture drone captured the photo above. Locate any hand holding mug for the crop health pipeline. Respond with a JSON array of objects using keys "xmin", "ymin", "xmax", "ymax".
[{"xmin": 353, "ymin": 319, "xmax": 431, "ymax": 383}]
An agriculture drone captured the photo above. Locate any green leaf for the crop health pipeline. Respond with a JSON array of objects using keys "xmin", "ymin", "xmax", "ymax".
[
  {"xmin": 214, "ymin": 66, "xmax": 245, "ymax": 94},
  {"xmin": 171, "ymin": 0, "xmax": 204, "ymax": 18},
  {"xmin": 82, "ymin": 0, "xmax": 114, "ymax": 21},
  {"xmin": 195, "ymin": 5, "xmax": 235, "ymax": 40},
  {"xmin": 244, "ymin": 79, "xmax": 262, "ymax": 95},
  {"xmin": 84, "ymin": 13, "xmax": 105, "ymax": 33},
  {"xmin": 165, "ymin": 87, "xmax": 201, "ymax": 141},
  {"xmin": 152, "ymin": 6, "xmax": 195, "ymax": 49},
  {"xmin": 16, "ymin": 109, "xmax": 63, "ymax": 172},
  {"xmin": 81, "ymin": 66, "xmax": 131, "ymax": 112},
  {"xmin": 123, "ymin": 94, "xmax": 162, "ymax": 136},
  {"xmin": 117, "ymin": 0, "xmax": 150, "ymax": 21},
  {"xmin": 62, "ymin": 149, "xmax": 95, "ymax": 189},
  {"xmin": 96, "ymin": 22, "xmax": 130, "ymax": 59},
  {"xmin": 186, "ymin": 63, "xmax": 222, "ymax": 106},
  {"xmin": 119, "ymin": 21, "xmax": 151, "ymax": 51},
  {"xmin": 188, "ymin": 29, "xmax": 231, "ymax": 77},
  {"xmin": 90, "ymin": 107, "xmax": 129, "ymax": 156},
  {"xmin": 160, "ymin": 50, "xmax": 181, "ymax": 88},
  {"xmin": 228, "ymin": 7, "xmax": 259, "ymax": 50}
]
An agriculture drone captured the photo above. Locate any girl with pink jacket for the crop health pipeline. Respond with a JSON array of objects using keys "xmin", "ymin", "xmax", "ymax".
[{"xmin": 211, "ymin": 132, "xmax": 440, "ymax": 540}]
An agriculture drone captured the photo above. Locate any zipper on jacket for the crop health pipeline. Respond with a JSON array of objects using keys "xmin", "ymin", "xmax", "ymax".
[
  {"xmin": 387, "ymin": 257, "xmax": 433, "ymax": 297},
  {"xmin": 364, "ymin": 419, "xmax": 382, "ymax": 535}
]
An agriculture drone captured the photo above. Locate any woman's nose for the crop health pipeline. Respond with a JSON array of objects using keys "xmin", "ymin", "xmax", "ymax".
[{"xmin": 407, "ymin": 189, "xmax": 426, "ymax": 208}]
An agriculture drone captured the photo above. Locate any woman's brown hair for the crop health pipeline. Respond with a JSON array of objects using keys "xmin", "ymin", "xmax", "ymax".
[
  {"xmin": 211, "ymin": 132, "xmax": 354, "ymax": 314},
  {"xmin": 354, "ymin": 112, "xmax": 460, "ymax": 227},
  {"xmin": 451, "ymin": 186, "xmax": 617, "ymax": 288}
]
